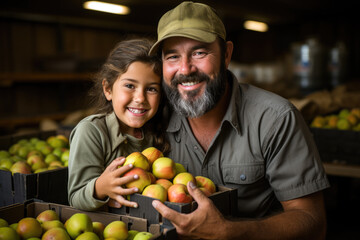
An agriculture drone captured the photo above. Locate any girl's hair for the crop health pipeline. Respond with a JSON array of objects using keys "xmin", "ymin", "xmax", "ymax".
[{"xmin": 89, "ymin": 38, "xmax": 170, "ymax": 154}]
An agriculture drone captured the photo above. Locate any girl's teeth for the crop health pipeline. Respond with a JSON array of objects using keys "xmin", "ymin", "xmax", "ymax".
[
  {"xmin": 181, "ymin": 81, "xmax": 199, "ymax": 86},
  {"xmin": 128, "ymin": 108, "xmax": 145, "ymax": 114}
]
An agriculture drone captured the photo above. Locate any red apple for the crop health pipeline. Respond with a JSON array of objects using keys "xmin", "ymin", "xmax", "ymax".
[
  {"xmin": 16, "ymin": 217, "xmax": 43, "ymax": 239},
  {"xmin": 167, "ymin": 184, "xmax": 193, "ymax": 203},
  {"xmin": 148, "ymin": 172, "xmax": 156, "ymax": 184},
  {"xmin": 152, "ymin": 157, "xmax": 176, "ymax": 180},
  {"xmin": 103, "ymin": 220, "xmax": 128, "ymax": 240},
  {"xmin": 142, "ymin": 184, "xmax": 167, "ymax": 202},
  {"xmin": 123, "ymin": 167, "xmax": 151, "ymax": 193},
  {"xmin": 195, "ymin": 176, "xmax": 216, "ymax": 196},
  {"xmin": 155, "ymin": 179, "xmax": 173, "ymax": 191},
  {"xmin": 123, "ymin": 152, "xmax": 150, "ymax": 171},
  {"xmin": 36, "ymin": 209, "xmax": 59, "ymax": 224},
  {"xmin": 141, "ymin": 147, "xmax": 163, "ymax": 166},
  {"xmin": 173, "ymin": 172, "xmax": 196, "ymax": 186},
  {"xmin": 10, "ymin": 161, "xmax": 32, "ymax": 174}
]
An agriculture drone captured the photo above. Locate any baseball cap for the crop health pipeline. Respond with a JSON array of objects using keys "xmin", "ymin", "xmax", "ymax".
[{"xmin": 149, "ymin": 1, "xmax": 226, "ymax": 55}]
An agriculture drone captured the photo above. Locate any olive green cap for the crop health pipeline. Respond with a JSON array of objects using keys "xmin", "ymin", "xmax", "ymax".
[{"xmin": 149, "ymin": 1, "xmax": 226, "ymax": 55}]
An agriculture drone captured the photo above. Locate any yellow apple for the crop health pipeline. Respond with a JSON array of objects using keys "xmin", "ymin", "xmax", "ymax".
[
  {"xmin": 123, "ymin": 152, "xmax": 150, "ymax": 171},
  {"xmin": 152, "ymin": 157, "xmax": 176, "ymax": 180},
  {"xmin": 142, "ymin": 184, "xmax": 167, "ymax": 202},
  {"xmin": 173, "ymin": 172, "xmax": 196, "ymax": 186},
  {"xmin": 195, "ymin": 176, "xmax": 216, "ymax": 196},
  {"xmin": 123, "ymin": 168, "xmax": 151, "ymax": 193},
  {"xmin": 103, "ymin": 221, "xmax": 128, "ymax": 240},
  {"xmin": 141, "ymin": 147, "xmax": 163, "ymax": 166},
  {"xmin": 167, "ymin": 184, "xmax": 193, "ymax": 203}
]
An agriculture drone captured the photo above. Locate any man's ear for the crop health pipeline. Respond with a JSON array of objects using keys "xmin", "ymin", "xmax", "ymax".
[
  {"xmin": 224, "ymin": 41, "xmax": 234, "ymax": 69},
  {"xmin": 102, "ymin": 79, "xmax": 112, "ymax": 101}
]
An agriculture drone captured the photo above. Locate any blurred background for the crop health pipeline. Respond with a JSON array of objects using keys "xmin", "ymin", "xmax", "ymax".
[{"xmin": 0, "ymin": 1, "xmax": 359, "ymax": 238}]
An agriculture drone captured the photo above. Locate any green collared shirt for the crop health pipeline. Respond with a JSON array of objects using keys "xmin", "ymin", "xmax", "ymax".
[
  {"xmin": 68, "ymin": 112, "xmax": 154, "ymax": 211},
  {"xmin": 166, "ymin": 73, "xmax": 330, "ymax": 217}
]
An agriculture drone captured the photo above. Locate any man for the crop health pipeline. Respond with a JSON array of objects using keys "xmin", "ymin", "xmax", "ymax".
[{"xmin": 149, "ymin": 2, "xmax": 330, "ymax": 239}]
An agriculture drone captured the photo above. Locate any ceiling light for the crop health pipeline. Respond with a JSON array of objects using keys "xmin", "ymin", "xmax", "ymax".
[
  {"xmin": 83, "ymin": 1, "xmax": 130, "ymax": 15},
  {"xmin": 243, "ymin": 20, "xmax": 268, "ymax": 32}
]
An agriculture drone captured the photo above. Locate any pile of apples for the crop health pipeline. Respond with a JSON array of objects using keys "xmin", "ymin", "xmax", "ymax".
[
  {"xmin": 0, "ymin": 134, "xmax": 70, "ymax": 174},
  {"xmin": 311, "ymin": 108, "xmax": 360, "ymax": 131},
  {"xmin": 0, "ymin": 209, "xmax": 153, "ymax": 240},
  {"xmin": 123, "ymin": 147, "xmax": 216, "ymax": 204}
]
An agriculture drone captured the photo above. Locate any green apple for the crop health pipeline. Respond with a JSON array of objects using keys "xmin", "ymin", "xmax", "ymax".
[
  {"xmin": 44, "ymin": 153, "xmax": 60, "ymax": 165},
  {"xmin": 133, "ymin": 232, "xmax": 153, "ymax": 240},
  {"xmin": 61, "ymin": 150, "xmax": 70, "ymax": 162},
  {"xmin": 27, "ymin": 237, "xmax": 41, "ymax": 240},
  {"xmin": 52, "ymin": 148, "xmax": 64, "ymax": 158},
  {"xmin": 103, "ymin": 221, "xmax": 128, "ymax": 240},
  {"xmin": 0, "ymin": 226, "xmax": 20, "ymax": 240},
  {"xmin": 16, "ymin": 217, "xmax": 42, "ymax": 239},
  {"xmin": 27, "ymin": 149, "xmax": 43, "ymax": 159},
  {"xmin": 123, "ymin": 167, "xmax": 151, "ymax": 193},
  {"xmin": 195, "ymin": 176, "xmax": 216, "ymax": 196},
  {"xmin": 123, "ymin": 152, "xmax": 150, "ymax": 171},
  {"xmin": 9, "ymin": 223, "xmax": 18, "ymax": 231},
  {"xmin": 42, "ymin": 227, "xmax": 70, "ymax": 240},
  {"xmin": 36, "ymin": 209, "xmax": 59, "ymax": 224},
  {"xmin": 126, "ymin": 230, "xmax": 139, "ymax": 240},
  {"xmin": 48, "ymin": 160, "xmax": 64, "ymax": 168},
  {"xmin": 167, "ymin": 184, "xmax": 193, "ymax": 203},
  {"xmin": 10, "ymin": 161, "xmax": 32, "ymax": 174},
  {"xmin": 92, "ymin": 221, "xmax": 105, "ymax": 240},
  {"xmin": 173, "ymin": 172, "xmax": 196, "ymax": 186},
  {"xmin": 65, "ymin": 213, "xmax": 93, "ymax": 239},
  {"xmin": 17, "ymin": 146, "xmax": 31, "ymax": 159},
  {"xmin": 0, "ymin": 158, "xmax": 13, "ymax": 170},
  {"xmin": 9, "ymin": 143, "xmax": 21, "ymax": 155},
  {"xmin": 0, "ymin": 150, "xmax": 11, "ymax": 159},
  {"xmin": 75, "ymin": 231, "xmax": 100, "ymax": 240},
  {"xmin": 141, "ymin": 147, "xmax": 163, "ymax": 166},
  {"xmin": 142, "ymin": 184, "xmax": 167, "ymax": 202},
  {"xmin": 34, "ymin": 168, "xmax": 48, "ymax": 173},
  {"xmin": 30, "ymin": 159, "xmax": 47, "ymax": 172},
  {"xmin": 0, "ymin": 219, "xmax": 8, "ymax": 228},
  {"xmin": 41, "ymin": 220, "xmax": 64, "ymax": 232},
  {"xmin": 175, "ymin": 162, "xmax": 186, "ymax": 174},
  {"xmin": 152, "ymin": 157, "xmax": 176, "ymax": 180}
]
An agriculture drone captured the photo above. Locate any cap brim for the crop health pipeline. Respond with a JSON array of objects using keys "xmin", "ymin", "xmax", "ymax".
[{"xmin": 149, "ymin": 29, "xmax": 217, "ymax": 56}]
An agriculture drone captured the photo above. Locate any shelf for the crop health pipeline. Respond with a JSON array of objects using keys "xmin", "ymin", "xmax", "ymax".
[{"xmin": 0, "ymin": 72, "xmax": 94, "ymax": 85}]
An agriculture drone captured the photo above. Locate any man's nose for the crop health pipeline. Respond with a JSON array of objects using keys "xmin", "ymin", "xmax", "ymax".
[{"xmin": 179, "ymin": 57, "xmax": 195, "ymax": 75}]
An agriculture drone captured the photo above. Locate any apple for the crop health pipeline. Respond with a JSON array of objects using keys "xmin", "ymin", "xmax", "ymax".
[
  {"xmin": 195, "ymin": 176, "xmax": 216, "ymax": 196},
  {"xmin": 167, "ymin": 184, "xmax": 193, "ymax": 203},
  {"xmin": 0, "ymin": 218, "xmax": 8, "ymax": 228},
  {"xmin": 0, "ymin": 158, "xmax": 14, "ymax": 170},
  {"xmin": 10, "ymin": 161, "xmax": 32, "ymax": 174},
  {"xmin": 126, "ymin": 230, "xmax": 139, "ymax": 240},
  {"xmin": 10, "ymin": 223, "xmax": 18, "ymax": 231},
  {"xmin": 27, "ymin": 149, "xmax": 43, "ymax": 159},
  {"xmin": 42, "ymin": 227, "xmax": 70, "ymax": 240},
  {"xmin": 133, "ymin": 232, "xmax": 153, "ymax": 240},
  {"xmin": 61, "ymin": 150, "xmax": 70, "ymax": 162},
  {"xmin": 141, "ymin": 147, "xmax": 163, "ymax": 166},
  {"xmin": 40, "ymin": 145, "xmax": 54, "ymax": 156},
  {"xmin": 142, "ymin": 184, "xmax": 167, "ymax": 202},
  {"xmin": 48, "ymin": 160, "xmax": 64, "ymax": 168},
  {"xmin": 173, "ymin": 172, "xmax": 196, "ymax": 186},
  {"xmin": 175, "ymin": 162, "xmax": 187, "ymax": 174},
  {"xmin": 152, "ymin": 157, "xmax": 176, "ymax": 180},
  {"xmin": 103, "ymin": 221, "xmax": 128, "ymax": 240},
  {"xmin": 0, "ymin": 227, "xmax": 20, "ymax": 240},
  {"xmin": 65, "ymin": 213, "xmax": 93, "ymax": 239},
  {"xmin": 75, "ymin": 231, "xmax": 100, "ymax": 240},
  {"xmin": 155, "ymin": 179, "xmax": 173, "ymax": 191},
  {"xmin": 123, "ymin": 167, "xmax": 151, "ymax": 193},
  {"xmin": 41, "ymin": 220, "xmax": 65, "ymax": 232},
  {"xmin": 123, "ymin": 152, "xmax": 150, "ymax": 171},
  {"xmin": 34, "ymin": 168, "xmax": 48, "ymax": 173},
  {"xmin": 16, "ymin": 217, "xmax": 42, "ymax": 239},
  {"xmin": 44, "ymin": 153, "xmax": 60, "ymax": 165},
  {"xmin": 36, "ymin": 209, "xmax": 59, "ymax": 224},
  {"xmin": 0, "ymin": 150, "xmax": 11, "ymax": 159},
  {"xmin": 92, "ymin": 221, "xmax": 105, "ymax": 239},
  {"xmin": 17, "ymin": 146, "xmax": 31, "ymax": 159},
  {"xmin": 148, "ymin": 172, "xmax": 156, "ymax": 184}
]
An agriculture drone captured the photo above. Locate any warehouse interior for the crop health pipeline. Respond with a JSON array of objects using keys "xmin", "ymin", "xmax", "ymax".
[{"xmin": 0, "ymin": 1, "xmax": 359, "ymax": 239}]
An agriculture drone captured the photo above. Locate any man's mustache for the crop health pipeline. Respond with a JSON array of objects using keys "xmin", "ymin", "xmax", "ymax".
[{"xmin": 170, "ymin": 73, "xmax": 210, "ymax": 87}]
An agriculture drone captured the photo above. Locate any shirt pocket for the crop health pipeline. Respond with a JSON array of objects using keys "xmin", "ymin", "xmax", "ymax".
[{"xmin": 222, "ymin": 163, "xmax": 264, "ymax": 185}]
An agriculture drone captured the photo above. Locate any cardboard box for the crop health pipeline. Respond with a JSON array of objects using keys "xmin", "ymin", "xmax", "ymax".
[
  {"xmin": 109, "ymin": 185, "xmax": 238, "ymax": 227},
  {"xmin": 311, "ymin": 127, "xmax": 360, "ymax": 165},
  {"xmin": 0, "ymin": 200, "xmax": 176, "ymax": 240},
  {"xmin": 0, "ymin": 130, "xmax": 69, "ymax": 207}
]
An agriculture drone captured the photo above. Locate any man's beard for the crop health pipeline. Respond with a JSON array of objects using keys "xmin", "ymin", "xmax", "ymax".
[{"xmin": 162, "ymin": 68, "xmax": 227, "ymax": 118}]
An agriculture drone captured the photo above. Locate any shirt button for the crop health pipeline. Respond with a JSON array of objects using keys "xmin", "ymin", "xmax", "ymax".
[
  {"xmin": 194, "ymin": 146, "xmax": 198, "ymax": 150},
  {"xmin": 240, "ymin": 174, "xmax": 246, "ymax": 181}
]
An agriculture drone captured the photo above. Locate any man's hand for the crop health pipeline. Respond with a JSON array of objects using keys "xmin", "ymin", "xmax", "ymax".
[{"xmin": 152, "ymin": 181, "xmax": 229, "ymax": 240}]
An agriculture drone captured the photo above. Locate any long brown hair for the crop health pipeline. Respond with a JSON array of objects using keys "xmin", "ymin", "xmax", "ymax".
[{"xmin": 89, "ymin": 38, "xmax": 170, "ymax": 154}]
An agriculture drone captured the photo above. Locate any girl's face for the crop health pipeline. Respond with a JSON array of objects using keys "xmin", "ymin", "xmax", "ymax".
[{"xmin": 103, "ymin": 61, "xmax": 161, "ymax": 136}]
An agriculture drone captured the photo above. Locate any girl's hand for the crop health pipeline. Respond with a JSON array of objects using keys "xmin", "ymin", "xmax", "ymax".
[{"xmin": 95, "ymin": 157, "xmax": 140, "ymax": 208}]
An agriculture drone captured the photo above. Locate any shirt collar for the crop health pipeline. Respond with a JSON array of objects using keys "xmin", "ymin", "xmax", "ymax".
[
  {"xmin": 166, "ymin": 70, "xmax": 242, "ymax": 135},
  {"xmin": 106, "ymin": 112, "xmax": 128, "ymax": 152}
]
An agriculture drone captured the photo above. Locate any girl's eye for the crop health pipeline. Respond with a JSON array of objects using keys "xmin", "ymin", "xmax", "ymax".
[
  {"xmin": 125, "ymin": 83, "xmax": 135, "ymax": 89},
  {"xmin": 147, "ymin": 87, "xmax": 159, "ymax": 93}
]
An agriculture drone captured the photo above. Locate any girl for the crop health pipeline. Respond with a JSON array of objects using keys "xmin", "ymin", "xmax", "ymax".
[{"xmin": 68, "ymin": 38, "xmax": 169, "ymax": 211}]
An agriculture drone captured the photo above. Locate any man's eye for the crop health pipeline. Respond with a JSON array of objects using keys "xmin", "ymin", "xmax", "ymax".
[
  {"xmin": 193, "ymin": 51, "xmax": 207, "ymax": 58},
  {"xmin": 165, "ymin": 55, "xmax": 178, "ymax": 61}
]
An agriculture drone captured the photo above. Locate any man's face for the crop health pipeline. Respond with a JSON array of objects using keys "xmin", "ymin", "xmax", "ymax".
[{"xmin": 161, "ymin": 37, "xmax": 226, "ymax": 118}]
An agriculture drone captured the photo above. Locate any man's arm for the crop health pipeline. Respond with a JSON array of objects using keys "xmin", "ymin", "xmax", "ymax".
[{"xmin": 152, "ymin": 181, "xmax": 327, "ymax": 240}]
